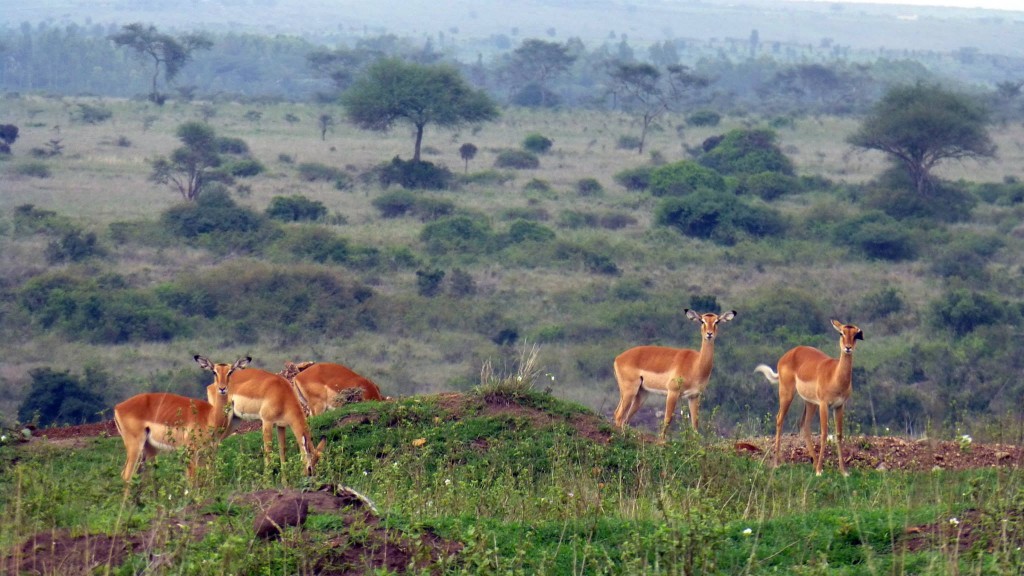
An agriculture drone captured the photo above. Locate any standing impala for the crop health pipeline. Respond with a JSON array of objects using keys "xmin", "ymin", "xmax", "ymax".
[
  {"xmin": 283, "ymin": 361, "xmax": 387, "ymax": 416},
  {"xmin": 755, "ymin": 320, "xmax": 864, "ymax": 476},
  {"xmin": 614, "ymin": 309, "xmax": 736, "ymax": 437},
  {"xmin": 210, "ymin": 362, "xmax": 326, "ymax": 476},
  {"xmin": 113, "ymin": 355, "xmax": 248, "ymax": 482}
]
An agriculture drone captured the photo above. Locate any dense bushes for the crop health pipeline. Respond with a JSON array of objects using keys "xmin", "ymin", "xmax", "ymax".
[
  {"xmin": 161, "ymin": 189, "xmax": 277, "ymax": 253},
  {"xmin": 421, "ymin": 216, "xmax": 494, "ymax": 255},
  {"xmin": 373, "ymin": 157, "xmax": 453, "ymax": 190},
  {"xmin": 614, "ymin": 165, "xmax": 654, "ymax": 191},
  {"xmin": 372, "ymin": 190, "xmax": 455, "ymax": 221},
  {"xmin": 699, "ymin": 128, "xmax": 794, "ymax": 176},
  {"xmin": 655, "ymin": 189, "xmax": 785, "ymax": 244},
  {"xmin": 266, "ymin": 195, "xmax": 327, "ymax": 222},
  {"xmin": 832, "ymin": 211, "xmax": 919, "ymax": 261},
  {"xmin": 494, "ymin": 149, "xmax": 540, "ymax": 169},
  {"xmin": 17, "ymin": 367, "xmax": 109, "ymax": 427},
  {"xmin": 649, "ymin": 160, "xmax": 726, "ymax": 197},
  {"xmin": 522, "ymin": 133, "xmax": 553, "ymax": 153}
]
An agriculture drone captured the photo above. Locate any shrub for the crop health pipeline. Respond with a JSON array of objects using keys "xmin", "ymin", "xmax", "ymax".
[
  {"xmin": 73, "ymin": 103, "xmax": 112, "ymax": 124},
  {"xmin": 372, "ymin": 190, "xmax": 417, "ymax": 218},
  {"xmin": 12, "ymin": 204, "xmax": 73, "ymax": 235},
  {"xmin": 576, "ymin": 177, "xmax": 604, "ymax": 196},
  {"xmin": 865, "ymin": 166, "xmax": 976, "ymax": 222},
  {"xmin": 522, "ymin": 133, "xmax": 553, "ymax": 153},
  {"xmin": 743, "ymin": 171, "xmax": 802, "ymax": 200},
  {"xmin": 161, "ymin": 189, "xmax": 275, "ymax": 254},
  {"xmin": 416, "ymin": 268, "xmax": 446, "ymax": 297},
  {"xmin": 45, "ymin": 230, "xmax": 103, "ymax": 263},
  {"xmin": 265, "ymin": 195, "xmax": 327, "ymax": 222},
  {"xmin": 833, "ymin": 211, "xmax": 918, "ymax": 261},
  {"xmin": 616, "ymin": 135, "xmax": 642, "ymax": 150},
  {"xmin": 929, "ymin": 289, "xmax": 1003, "ymax": 337},
  {"xmin": 216, "ymin": 136, "xmax": 250, "ymax": 155},
  {"xmin": 11, "ymin": 161, "xmax": 51, "ymax": 178},
  {"xmin": 599, "ymin": 212, "xmax": 637, "ymax": 229},
  {"xmin": 699, "ymin": 128, "xmax": 795, "ymax": 176},
  {"xmin": 448, "ymin": 268, "xmax": 476, "ymax": 297},
  {"xmin": 655, "ymin": 189, "xmax": 784, "ymax": 244},
  {"xmin": 505, "ymin": 220, "xmax": 556, "ymax": 244},
  {"xmin": 376, "ymin": 157, "xmax": 453, "ymax": 190},
  {"xmin": 649, "ymin": 160, "xmax": 726, "ymax": 197},
  {"xmin": 614, "ymin": 165, "xmax": 654, "ymax": 191},
  {"xmin": 494, "ymin": 149, "xmax": 540, "ymax": 169},
  {"xmin": 17, "ymin": 367, "xmax": 109, "ymax": 427},
  {"xmin": 224, "ymin": 158, "xmax": 264, "ymax": 177},
  {"xmin": 687, "ymin": 109, "xmax": 722, "ymax": 127},
  {"xmin": 860, "ymin": 287, "xmax": 905, "ymax": 320},
  {"xmin": 500, "ymin": 206, "xmax": 549, "ymax": 222},
  {"xmin": 420, "ymin": 216, "xmax": 493, "ymax": 255},
  {"xmin": 460, "ymin": 169, "xmax": 515, "ymax": 186},
  {"xmin": 523, "ymin": 178, "xmax": 553, "ymax": 193}
]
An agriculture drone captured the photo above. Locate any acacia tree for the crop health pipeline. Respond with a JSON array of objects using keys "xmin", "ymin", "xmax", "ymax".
[
  {"xmin": 500, "ymin": 39, "xmax": 576, "ymax": 107},
  {"xmin": 848, "ymin": 83, "xmax": 995, "ymax": 196},
  {"xmin": 606, "ymin": 61, "xmax": 708, "ymax": 154},
  {"xmin": 150, "ymin": 121, "xmax": 222, "ymax": 201},
  {"xmin": 341, "ymin": 58, "xmax": 498, "ymax": 163},
  {"xmin": 110, "ymin": 23, "xmax": 212, "ymax": 104}
]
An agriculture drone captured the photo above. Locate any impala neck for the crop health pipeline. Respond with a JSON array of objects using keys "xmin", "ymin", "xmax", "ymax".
[
  {"xmin": 696, "ymin": 334, "xmax": 716, "ymax": 376},
  {"xmin": 833, "ymin": 345, "xmax": 854, "ymax": 385}
]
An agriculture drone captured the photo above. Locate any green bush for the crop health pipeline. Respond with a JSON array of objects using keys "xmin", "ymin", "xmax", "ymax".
[
  {"xmin": 160, "ymin": 189, "xmax": 276, "ymax": 254},
  {"xmin": 460, "ymin": 169, "xmax": 515, "ymax": 186},
  {"xmin": 655, "ymin": 189, "xmax": 785, "ymax": 244},
  {"xmin": 599, "ymin": 212, "xmax": 637, "ymax": 229},
  {"xmin": 505, "ymin": 220, "xmax": 556, "ymax": 244},
  {"xmin": 929, "ymin": 288, "xmax": 1003, "ymax": 337},
  {"xmin": 649, "ymin": 160, "xmax": 726, "ymax": 197},
  {"xmin": 742, "ymin": 171, "xmax": 802, "ymax": 200},
  {"xmin": 12, "ymin": 204, "xmax": 73, "ymax": 235},
  {"xmin": 416, "ymin": 268, "xmax": 446, "ymax": 297},
  {"xmin": 371, "ymin": 190, "xmax": 455, "ymax": 221},
  {"xmin": 500, "ymin": 206, "xmax": 549, "ymax": 222},
  {"xmin": 224, "ymin": 158, "xmax": 265, "ymax": 177},
  {"xmin": 687, "ymin": 109, "xmax": 722, "ymax": 127},
  {"xmin": 376, "ymin": 157, "xmax": 453, "ymax": 190},
  {"xmin": 613, "ymin": 165, "xmax": 654, "ymax": 191},
  {"xmin": 73, "ymin": 103, "xmax": 112, "ymax": 124},
  {"xmin": 865, "ymin": 166, "xmax": 977, "ymax": 222},
  {"xmin": 616, "ymin": 135, "xmax": 642, "ymax": 150},
  {"xmin": 420, "ymin": 215, "xmax": 494, "ymax": 255},
  {"xmin": 832, "ymin": 211, "xmax": 919, "ymax": 261},
  {"xmin": 11, "ymin": 160, "xmax": 51, "ymax": 178},
  {"xmin": 523, "ymin": 178, "xmax": 553, "ymax": 194},
  {"xmin": 265, "ymin": 195, "xmax": 327, "ymax": 222},
  {"xmin": 575, "ymin": 177, "xmax": 604, "ymax": 196},
  {"xmin": 45, "ymin": 230, "xmax": 103, "ymax": 263},
  {"xmin": 522, "ymin": 133, "xmax": 554, "ymax": 153},
  {"xmin": 494, "ymin": 149, "xmax": 540, "ymax": 169},
  {"xmin": 860, "ymin": 287, "xmax": 905, "ymax": 320},
  {"xmin": 699, "ymin": 128, "xmax": 795, "ymax": 176},
  {"xmin": 17, "ymin": 367, "xmax": 109, "ymax": 427},
  {"xmin": 277, "ymin": 226, "xmax": 351, "ymax": 264},
  {"xmin": 558, "ymin": 210, "xmax": 599, "ymax": 229}
]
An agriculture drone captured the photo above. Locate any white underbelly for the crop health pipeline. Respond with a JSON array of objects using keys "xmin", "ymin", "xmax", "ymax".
[{"xmin": 641, "ymin": 381, "xmax": 700, "ymax": 398}]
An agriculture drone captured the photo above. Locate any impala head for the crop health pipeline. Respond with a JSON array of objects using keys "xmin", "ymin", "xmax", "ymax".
[
  {"xmin": 304, "ymin": 436, "xmax": 328, "ymax": 476},
  {"xmin": 685, "ymin": 309, "xmax": 737, "ymax": 341},
  {"xmin": 831, "ymin": 320, "xmax": 864, "ymax": 356},
  {"xmin": 194, "ymin": 354, "xmax": 251, "ymax": 395}
]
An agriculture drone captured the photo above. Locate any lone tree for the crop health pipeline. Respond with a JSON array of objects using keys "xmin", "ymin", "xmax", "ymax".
[
  {"xmin": 500, "ymin": 39, "xmax": 577, "ymax": 107},
  {"xmin": 341, "ymin": 58, "xmax": 498, "ymax": 163},
  {"xmin": 150, "ymin": 121, "xmax": 222, "ymax": 201},
  {"xmin": 0, "ymin": 124, "xmax": 17, "ymax": 154},
  {"xmin": 111, "ymin": 23, "xmax": 212, "ymax": 104},
  {"xmin": 606, "ymin": 61, "xmax": 708, "ymax": 154},
  {"xmin": 459, "ymin": 142, "xmax": 478, "ymax": 173},
  {"xmin": 848, "ymin": 82, "xmax": 996, "ymax": 196}
]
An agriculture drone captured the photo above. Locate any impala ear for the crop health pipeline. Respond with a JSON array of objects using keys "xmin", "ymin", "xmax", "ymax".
[
  {"xmin": 720, "ymin": 310, "xmax": 737, "ymax": 322},
  {"xmin": 831, "ymin": 319, "xmax": 844, "ymax": 332},
  {"xmin": 234, "ymin": 356, "xmax": 251, "ymax": 370},
  {"xmin": 684, "ymin": 309, "xmax": 702, "ymax": 322},
  {"xmin": 855, "ymin": 330, "xmax": 864, "ymax": 341},
  {"xmin": 194, "ymin": 355, "xmax": 214, "ymax": 371}
]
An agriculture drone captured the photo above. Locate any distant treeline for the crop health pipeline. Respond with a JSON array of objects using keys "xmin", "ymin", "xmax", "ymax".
[{"xmin": 2, "ymin": 21, "xmax": 1023, "ymax": 119}]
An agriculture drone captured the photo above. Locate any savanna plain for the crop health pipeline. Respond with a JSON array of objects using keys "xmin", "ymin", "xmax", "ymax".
[{"xmin": 1, "ymin": 95, "xmax": 1024, "ymax": 574}]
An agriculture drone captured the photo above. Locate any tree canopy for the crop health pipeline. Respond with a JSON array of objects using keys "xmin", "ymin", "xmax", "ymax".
[
  {"xmin": 341, "ymin": 58, "xmax": 499, "ymax": 163},
  {"xmin": 847, "ymin": 82, "xmax": 995, "ymax": 196},
  {"xmin": 110, "ymin": 23, "xmax": 212, "ymax": 104},
  {"xmin": 150, "ymin": 121, "xmax": 223, "ymax": 201}
]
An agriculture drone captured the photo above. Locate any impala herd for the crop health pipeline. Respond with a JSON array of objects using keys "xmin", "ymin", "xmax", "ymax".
[{"xmin": 113, "ymin": 309, "xmax": 864, "ymax": 481}]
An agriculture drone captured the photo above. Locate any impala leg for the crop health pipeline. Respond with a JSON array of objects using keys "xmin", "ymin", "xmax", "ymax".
[
  {"xmin": 622, "ymin": 388, "xmax": 648, "ymax": 427},
  {"xmin": 686, "ymin": 395, "xmax": 701, "ymax": 433},
  {"xmin": 835, "ymin": 405, "xmax": 848, "ymax": 477},
  {"xmin": 660, "ymin": 390, "xmax": 680, "ymax": 439},
  {"xmin": 277, "ymin": 426, "xmax": 288, "ymax": 467},
  {"xmin": 799, "ymin": 403, "xmax": 817, "ymax": 471},
  {"xmin": 816, "ymin": 403, "xmax": 830, "ymax": 476},
  {"xmin": 261, "ymin": 421, "xmax": 275, "ymax": 467},
  {"xmin": 122, "ymin": 438, "xmax": 146, "ymax": 482},
  {"xmin": 613, "ymin": 385, "xmax": 638, "ymax": 428},
  {"xmin": 773, "ymin": 391, "xmax": 795, "ymax": 468}
]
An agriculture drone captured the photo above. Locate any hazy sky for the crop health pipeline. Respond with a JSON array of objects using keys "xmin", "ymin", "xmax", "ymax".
[{"xmin": 789, "ymin": 0, "xmax": 1022, "ymax": 9}]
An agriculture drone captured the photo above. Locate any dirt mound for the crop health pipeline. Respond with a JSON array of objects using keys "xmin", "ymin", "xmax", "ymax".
[{"xmin": 3, "ymin": 484, "xmax": 460, "ymax": 576}]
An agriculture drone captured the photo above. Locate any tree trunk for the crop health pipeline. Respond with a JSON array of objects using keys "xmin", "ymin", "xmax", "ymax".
[{"xmin": 413, "ymin": 124, "xmax": 425, "ymax": 163}]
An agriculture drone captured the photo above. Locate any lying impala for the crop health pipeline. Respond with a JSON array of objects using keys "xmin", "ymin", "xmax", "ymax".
[
  {"xmin": 282, "ymin": 361, "xmax": 387, "ymax": 416},
  {"xmin": 614, "ymin": 309, "xmax": 736, "ymax": 437},
  {"xmin": 755, "ymin": 320, "xmax": 864, "ymax": 476},
  {"xmin": 209, "ymin": 362, "xmax": 326, "ymax": 476},
  {"xmin": 113, "ymin": 355, "xmax": 248, "ymax": 482}
]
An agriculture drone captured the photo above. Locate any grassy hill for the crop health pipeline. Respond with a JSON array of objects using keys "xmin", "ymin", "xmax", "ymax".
[{"xmin": 1, "ymin": 367, "xmax": 1022, "ymax": 574}]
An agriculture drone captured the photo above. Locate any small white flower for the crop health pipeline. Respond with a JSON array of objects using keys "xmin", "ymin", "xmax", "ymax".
[
  {"xmin": 363, "ymin": 470, "xmax": 369, "ymax": 476},
  {"xmin": 444, "ymin": 478, "xmax": 452, "ymax": 486},
  {"xmin": 949, "ymin": 517, "xmax": 960, "ymax": 526},
  {"xmin": 184, "ymin": 489, "xmax": 189, "ymax": 496},
  {"xmin": 827, "ymin": 434, "xmax": 835, "ymax": 442},
  {"xmin": 960, "ymin": 434, "xmax": 972, "ymax": 445},
  {"xmin": 568, "ymin": 492, "xmax": 574, "ymax": 498},
  {"xmin": 742, "ymin": 528, "xmax": 753, "ymax": 536},
  {"xmin": 0, "ymin": 435, "xmax": 6, "ymax": 442}
]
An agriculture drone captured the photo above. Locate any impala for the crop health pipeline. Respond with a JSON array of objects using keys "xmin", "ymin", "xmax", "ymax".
[
  {"xmin": 113, "ymin": 355, "xmax": 248, "ymax": 482},
  {"xmin": 614, "ymin": 309, "xmax": 736, "ymax": 437},
  {"xmin": 755, "ymin": 320, "xmax": 864, "ymax": 476},
  {"xmin": 210, "ymin": 363, "xmax": 326, "ymax": 475},
  {"xmin": 282, "ymin": 361, "xmax": 386, "ymax": 416}
]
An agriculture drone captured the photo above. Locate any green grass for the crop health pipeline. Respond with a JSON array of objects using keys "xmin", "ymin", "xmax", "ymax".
[{"xmin": 3, "ymin": 387, "xmax": 1021, "ymax": 574}]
